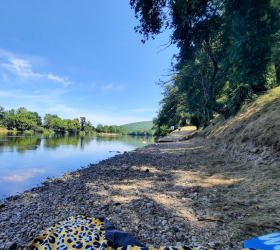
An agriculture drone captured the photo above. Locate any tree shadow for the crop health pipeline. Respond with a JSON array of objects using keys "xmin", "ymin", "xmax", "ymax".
[{"xmin": 2, "ymin": 139, "xmax": 280, "ymax": 250}]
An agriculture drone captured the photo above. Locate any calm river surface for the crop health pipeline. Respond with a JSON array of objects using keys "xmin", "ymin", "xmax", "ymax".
[{"xmin": 0, "ymin": 132, "xmax": 155, "ymax": 199}]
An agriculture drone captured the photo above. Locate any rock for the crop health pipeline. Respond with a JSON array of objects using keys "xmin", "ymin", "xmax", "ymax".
[
  {"xmin": 196, "ymin": 210, "xmax": 205, "ymax": 216},
  {"xmin": 176, "ymin": 233, "xmax": 182, "ymax": 240},
  {"xmin": 251, "ymin": 148, "xmax": 259, "ymax": 153},
  {"xmin": 191, "ymin": 236, "xmax": 197, "ymax": 242},
  {"xmin": 146, "ymin": 203, "xmax": 153, "ymax": 208},
  {"xmin": 208, "ymin": 241, "xmax": 220, "ymax": 247},
  {"xmin": 167, "ymin": 232, "xmax": 173, "ymax": 237},
  {"xmin": 164, "ymin": 225, "xmax": 170, "ymax": 231},
  {"xmin": 145, "ymin": 169, "xmax": 149, "ymax": 173},
  {"xmin": 222, "ymin": 206, "xmax": 231, "ymax": 211},
  {"xmin": 171, "ymin": 226, "xmax": 179, "ymax": 232},
  {"xmin": 162, "ymin": 220, "xmax": 168, "ymax": 226},
  {"xmin": 8, "ymin": 242, "xmax": 17, "ymax": 250}
]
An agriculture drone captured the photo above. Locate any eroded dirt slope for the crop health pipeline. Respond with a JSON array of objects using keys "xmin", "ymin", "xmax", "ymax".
[{"xmin": 198, "ymin": 86, "xmax": 280, "ymax": 165}]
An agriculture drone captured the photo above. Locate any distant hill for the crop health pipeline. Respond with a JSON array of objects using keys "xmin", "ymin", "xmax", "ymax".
[{"xmin": 122, "ymin": 121, "xmax": 153, "ymax": 131}]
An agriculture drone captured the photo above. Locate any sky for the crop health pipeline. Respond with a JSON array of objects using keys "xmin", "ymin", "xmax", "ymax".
[{"xmin": 0, "ymin": 0, "xmax": 178, "ymax": 126}]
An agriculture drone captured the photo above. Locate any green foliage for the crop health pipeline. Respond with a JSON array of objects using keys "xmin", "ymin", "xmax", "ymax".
[
  {"xmin": 154, "ymin": 125, "xmax": 170, "ymax": 136},
  {"xmin": 95, "ymin": 124, "xmax": 128, "ymax": 134},
  {"xmin": 122, "ymin": 121, "xmax": 153, "ymax": 131},
  {"xmin": 0, "ymin": 106, "xmax": 4, "ymax": 123},
  {"xmin": 153, "ymin": 85, "xmax": 191, "ymax": 134},
  {"xmin": 131, "ymin": 0, "xmax": 280, "ymax": 128},
  {"xmin": 121, "ymin": 121, "xmax": 155, "ymax": 136},
  {"xmin": 0, "ymin": 106, "xmax": 154, "ymax": 136},
  {"xmin": 44, "ymin": 114, "xmax": 58, "ymax": 129},
  {"xmin": 80, "ymin": 117, "xmax": 86, "ymax": 131},
  {"xmin": 128, "ymin": 129, "xmax": 154, "ymax": 136},
  {"xmin": 33, "ymin": 126, "xmax": 45, "ymax": 133}
]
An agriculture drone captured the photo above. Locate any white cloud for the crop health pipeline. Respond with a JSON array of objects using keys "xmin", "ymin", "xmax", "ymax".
[
  {"xmin": 0, "ymin": 49, "xmax": 71, "ymax": 87},
  {"xmin": 47, "ymin": 74, "xmax": 71, "ymax": 87},
  {"xmin": 102, "ymin": 83, "xmax": 125, "ymax": 92}
]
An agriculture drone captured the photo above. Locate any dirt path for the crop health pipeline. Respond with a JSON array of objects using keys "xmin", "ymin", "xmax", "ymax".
[
  {"xmin": 0, "ymin": 138, "xmax": 279, "ymax": 250},
  {"xmin": 158, "ymin": 126, "xmax": 196, "ymax": 142}
]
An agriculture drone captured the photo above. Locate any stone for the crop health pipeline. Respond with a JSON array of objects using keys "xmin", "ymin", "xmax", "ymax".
[
  {"xmin": 191, "ymin": 236, "xmax": 197, "ymax": 242},
  {"xmin": 176, "ymin": 233, "xmax": 182, "ymax": 240},
  {"xmin": 196, "ymin": 210, "xmax": 205, "ymax": 216},
  {"xmin": 146, "ymin": 203, "xmax": 153, "ymax": 208},
  {"xmin": 171, "ymin": 226, "xmax": 179, "ymax": 232},
  {"xmin": 162, "ymin": 220, "xmax": 168, "ymax": 226},
  {"xmin": 7, "ymin": 242, "xmax": 17, "ymax": 250},
  {"xmin": 222, "ymin": 206, "xmax": 231, "ymax": 211},
  {"xmin": 208, "ymin": 241, "xmax": 220, "ymax": 247},
  {"xmin": 164, "ymin": 225, "xmax": 170, "ymax": 231}
]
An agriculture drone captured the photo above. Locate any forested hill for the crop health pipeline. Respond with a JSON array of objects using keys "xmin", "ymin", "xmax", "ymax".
[{"xmin": 122, "ymin": 121, "xmax": 153, "ymax": 131}]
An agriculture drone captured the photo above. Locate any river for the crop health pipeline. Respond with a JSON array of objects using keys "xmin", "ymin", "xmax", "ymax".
[{"xmin": 0, "ymin": 132, "xmax": 155, "ymax": 199}]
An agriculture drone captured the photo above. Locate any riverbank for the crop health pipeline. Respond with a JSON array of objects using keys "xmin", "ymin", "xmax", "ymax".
[{"xmin": 1, "ymin": 138, "xmax": 279, "ymax": 250}]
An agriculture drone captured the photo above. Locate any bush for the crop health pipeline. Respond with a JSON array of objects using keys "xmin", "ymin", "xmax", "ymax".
[
  {"xmin": 34, "ymin": 126, "xmax": 45, "ymax": 133},
  {"xmin": 155, "ymin": 125, "xmax": 171, "ymax": 136}
]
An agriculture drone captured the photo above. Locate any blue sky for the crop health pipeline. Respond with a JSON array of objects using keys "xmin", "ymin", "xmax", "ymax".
[{"xmin": 0, "ymin": 1, "xmax": 177, "ymax": 126}]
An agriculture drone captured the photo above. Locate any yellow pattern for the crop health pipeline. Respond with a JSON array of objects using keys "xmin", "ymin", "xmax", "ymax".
[{"xmin": 27, "ymin": 215, "xmax": 261, "ymax": 250}]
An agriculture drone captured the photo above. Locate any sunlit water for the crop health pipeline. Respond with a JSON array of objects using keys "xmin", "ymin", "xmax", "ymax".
[{"xmin": 0, "ymin": 132, "xmax": 155, "ymax": 199}]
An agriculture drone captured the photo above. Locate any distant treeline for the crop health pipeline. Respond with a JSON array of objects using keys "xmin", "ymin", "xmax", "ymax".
[{"xmin": 0, "ymin": 106, "xmax": 154, "ymax": 136}]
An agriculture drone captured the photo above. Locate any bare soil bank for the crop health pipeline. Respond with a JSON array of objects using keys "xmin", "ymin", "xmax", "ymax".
[
  {"xmin": 198, "ymin": 86, "xmax": 280, "ymax": 166},
  {"xmin": 1, "ymin": 138, "xmax": 280, "ymax": 250}
]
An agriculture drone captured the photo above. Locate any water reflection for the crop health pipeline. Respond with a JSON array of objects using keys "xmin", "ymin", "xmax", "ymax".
[
  {"xmin": 3, "ymin": 169, "xmax": 46, "ymax": 182},
  {"xmin": 0, "ymin": 136, "xmax": 41, "ymax": 153},
  {"xmin": 0, "ymin": 133, "xmax": 154, "ymax": 199}
]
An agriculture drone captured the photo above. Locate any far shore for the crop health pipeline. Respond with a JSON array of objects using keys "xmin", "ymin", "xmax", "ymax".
[{"xmin": 0, "ymin": 129, "xmax": 154, "ymax": 137}]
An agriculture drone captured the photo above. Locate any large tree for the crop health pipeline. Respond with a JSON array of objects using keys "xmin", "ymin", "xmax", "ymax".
[{"xmin": 130, "ymin": 0, "xmax": 280, "ymax": 121}]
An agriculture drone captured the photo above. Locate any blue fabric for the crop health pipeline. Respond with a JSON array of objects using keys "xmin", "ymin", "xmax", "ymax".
[{"xmin": 244, "ymin": 232, "xmax": 280, "ymax": 250}]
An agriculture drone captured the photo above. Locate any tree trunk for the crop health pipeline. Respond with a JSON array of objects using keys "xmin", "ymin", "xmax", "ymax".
[{"xmin": 275, "ymin": 59, "xmax": 280, "ymax": 85}]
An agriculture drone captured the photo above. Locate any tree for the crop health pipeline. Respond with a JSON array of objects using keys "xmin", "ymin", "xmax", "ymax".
[
  {"xmin": 96, "ymin": 124, "xmax": 104, "ymax": 133},
  {"xmin": 17, "ymin": 107, "xmax": 27, "ymax": 113},
  {"xmin": 4, "ymin": 110, "xmax": 16, "ymax": 130},
  {"xmin": 14, "ymin": 111, "xmax": 37, "ymax": 130},
  {"xmin": 84, "ymin": 121, "xmax": 93, "ymax": 133},
  {"xmin": 50, "ymin": 117, "xmax": 63, "ymax": 132},
  {"xmin": 131, "ymin": 0, "xmax": 280, "ymax": 121},
  {"xmin": 44, "ymin": 114, "xmax": 59, "ymax": 129},
  {"xmin": 0, "ymin": 106, "xmax": 5, "ymax": 125},
  {"xmin": 31, "ymin": 112, "xmax": 42, "ymax": 126},
  {"xmin": 80, "ymin": 117, "xmax": 86, "ymax": 131}
]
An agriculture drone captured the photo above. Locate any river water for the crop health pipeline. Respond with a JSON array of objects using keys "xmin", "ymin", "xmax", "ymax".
[{"xmin": 0, "ymin": 132, "xmax": 155, "ymax": 199}]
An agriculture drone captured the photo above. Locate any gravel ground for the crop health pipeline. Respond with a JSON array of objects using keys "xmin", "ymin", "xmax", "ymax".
[{"xmin": 1, "ymin": 138, "xmax": 279, "ymax": 250}]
